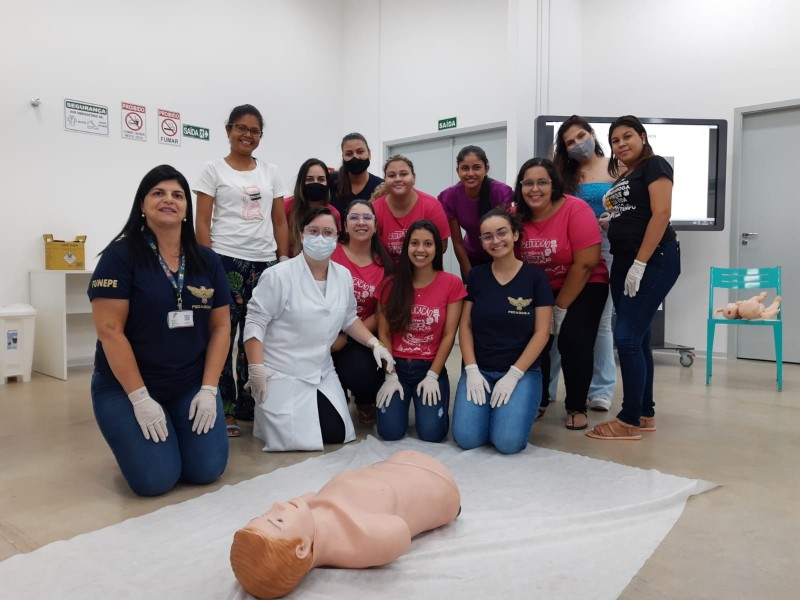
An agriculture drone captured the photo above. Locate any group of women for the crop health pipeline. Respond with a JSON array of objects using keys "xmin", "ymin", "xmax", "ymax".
[{"xmin": 87, "ymin": 105, "xmax": 679, "ymax": 496}]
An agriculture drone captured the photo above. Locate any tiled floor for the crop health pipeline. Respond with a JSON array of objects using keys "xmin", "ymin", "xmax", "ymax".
[{"xmin": 1, "ymin": 352, "xmax": 798, "ymax": 598}]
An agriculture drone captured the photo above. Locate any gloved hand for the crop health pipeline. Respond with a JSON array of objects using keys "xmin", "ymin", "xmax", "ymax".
[
  {"xmin": 188, "ymin": 385, "xmax": 217, "ymax": 434},
  {"xmin": 624, "ymin": 260, "xmax": 647, "ymax": 297},
  {"xmin": 552, "ymin": 305, "xmax": 568, "ymax": 335},
  {"xmin": 376, "ymin": 372, "xmax": 403, "ymax": 409},
  {"xmin": 367, "ymin": 337, "xmax": 396, "ymax": 373},
  {"xmin": 128, "ymin": 387, "xmax": 168, "ymax": 443},
  {"xmin": 598, "ymin": 212, "xmax": 611, "ymax": 231},
  {"xmin": 244, "ymin": 364, "xmax": 269, "ymax": 405},
  {"xmin": 489, "ymin": 365, "xmax": 524, "ymax": 409},
  {"xmin": 416, "ymin": 370, "xmax": 441, "ymax": 406},
  {"xmin": 464, "ymin": 364, "xmax": 490, "ymax": 406}
]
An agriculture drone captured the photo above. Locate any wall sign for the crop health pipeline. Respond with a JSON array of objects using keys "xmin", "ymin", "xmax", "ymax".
[
  {"xmin": 158, "ymin": 109, "xmax": 181, "ymax": 146},
  {"xmin": 64, "ymin": 99, "xmax": 109, "ymax": 136},
  {"xmin": 438, "ymin": 117, "xmax": 457, "ymax": 131},
  {"xmin": 121, "ymin": 102, "xmax": 147, "ymax": 142},
  {"xmin": 183, "ymin": 124, "xmax": 209, "ymax": 141}
]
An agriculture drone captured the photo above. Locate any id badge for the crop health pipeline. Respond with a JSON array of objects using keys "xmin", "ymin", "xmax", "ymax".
[{"xmin": 168, "ymin": 310, "xmax": 194, "ymax": 329}]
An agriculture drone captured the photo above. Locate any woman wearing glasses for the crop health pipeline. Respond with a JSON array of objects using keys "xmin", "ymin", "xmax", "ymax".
[
  {"xmin": 373, "ymin": 155, "xmax": 451, "ymax": 265},
  {"xmin": 194, "ymin": 104, "xmax": 290, "ymax": 437},
  {"xmin": 375, "ymin": 220, "xmax": 466, "ymax": 443},
  {"xmin": 284, "ymin": 158, "xmax": 341, "ymax": 256},
  {"xmin": 331, "ymin": 200, "xmax": 393, "ymax": 424},
  {"xmin": 243, "ymin": 208, "xmax": 394, "ymax": 451},
  {"xmin": 438, "ymin": 145, "xmax": 513, "ymax": 279},
  {"xmin": 514, "ymin": 158, "xmax": 608, "ymax": 431},
  {"xmin": 451, "ymin": 208, "xmax": 553, "ymax": 454}
]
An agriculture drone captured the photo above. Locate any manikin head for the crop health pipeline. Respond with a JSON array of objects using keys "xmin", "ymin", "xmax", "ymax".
[{"xmin": 230, "ymin": 498, "xmax": 315, "ymax": 599}]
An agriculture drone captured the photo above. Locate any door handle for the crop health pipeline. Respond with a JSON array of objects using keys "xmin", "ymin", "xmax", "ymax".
[{"xmin": 741, "ymin": 232, "xmax": 759, "ymax": 238}]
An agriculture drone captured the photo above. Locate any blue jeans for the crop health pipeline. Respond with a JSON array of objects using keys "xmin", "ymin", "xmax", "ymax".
[
  {"xmin": 610, "ymin": 239, "xmax": 680, "ymax": 426},
  {"xmin": 376, "ymin": 358, "xmax": 450, "ymax": 443},
  {"xmin": 452, "ymin": 367, "xmax": 542, "ymax": 454},
  {"xmin": 91, "ymin": 371, "xmax": 229, "ymax": 496}
]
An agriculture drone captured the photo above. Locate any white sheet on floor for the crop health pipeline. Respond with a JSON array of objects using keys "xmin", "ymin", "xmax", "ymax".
[{"xmin": 0, "ymin": 436, "xmax": 714, "ymax": 599}]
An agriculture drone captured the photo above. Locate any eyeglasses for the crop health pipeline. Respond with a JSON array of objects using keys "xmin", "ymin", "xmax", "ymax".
[
  {"xmin": 231, "ymin": 123, "xmax": 263, "ymax": 137},
  {"xmin": 303, "ymin": 226, "xmax": 338, "ymax": 238},
  {"xmin": 347, "ymin": 214, "xmax": 375, "ymax": 223},
  {"xmin": 520, "ymin": 179, "xmax": 552, "ymax": 189},
  {"xmin": 479, "ymin": 227, "xmax": 511, "ymax": 244}
]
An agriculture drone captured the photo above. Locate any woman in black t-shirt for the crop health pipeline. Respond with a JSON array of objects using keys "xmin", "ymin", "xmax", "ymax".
[
  {"xmin": 586, "ymin": 116, "xmax": 680, "ymax": 441},
  {"xmin": 329, "ymin": 133, "xmax": 385, "ymax": 215}
]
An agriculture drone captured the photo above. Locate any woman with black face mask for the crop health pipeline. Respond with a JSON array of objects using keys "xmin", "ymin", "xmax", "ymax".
[
  {"xmin": 285, "ymin": 158, "xmax": 342, "ymax": 257},
  {"xmin": 329, "ymin": 133, "xmax": 384, "ymax": 215}
]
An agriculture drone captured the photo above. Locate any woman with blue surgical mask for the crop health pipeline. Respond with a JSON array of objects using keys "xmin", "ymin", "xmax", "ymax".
[
  {"xmin": 548, "ymin": 115, "xmax": 620, "ymax": 415},
  {"xmin": 243, "ymin": 207, "xmax": 394, "ymax": 451}
]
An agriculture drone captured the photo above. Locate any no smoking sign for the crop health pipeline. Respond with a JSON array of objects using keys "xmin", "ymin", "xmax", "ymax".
[
  {"xmin": 158, "ymin": 108, "xmax": 181, "ymax": 146},
  {"xmin": 121, "ymin": 102, "xmax": 146, "ymax": 142}
]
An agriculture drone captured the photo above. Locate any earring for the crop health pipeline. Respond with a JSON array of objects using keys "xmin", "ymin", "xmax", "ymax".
[
  {"xmin": 141, "ymin": 213, "xmax": 145, "ymax": 218},
  {"xmin": 183, "ymin": 217, "xmax": 187, "ymax": 222}
]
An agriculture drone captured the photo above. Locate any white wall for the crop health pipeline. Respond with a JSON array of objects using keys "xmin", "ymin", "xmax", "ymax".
[
  {"xmin": 1, "ymin": 0, "xmax": 346, "ymax": 305},
  {"xmin": 578, "ymin": 0, "xmax": 800, "ymax": 353}
]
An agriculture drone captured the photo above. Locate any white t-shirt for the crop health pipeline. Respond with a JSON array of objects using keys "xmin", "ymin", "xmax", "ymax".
[{"xmin": 194, "ymin": 158, "xmax": 289, "ymax": 261}]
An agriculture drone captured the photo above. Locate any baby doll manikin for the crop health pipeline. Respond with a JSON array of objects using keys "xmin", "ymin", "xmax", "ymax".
[
  {"xmin": 230, "ymin": 450, "xmax": 461, "ymax": 599},
  {"xmin": 715, "ymin": 291, "xmax": 782, "ymax": 320}
]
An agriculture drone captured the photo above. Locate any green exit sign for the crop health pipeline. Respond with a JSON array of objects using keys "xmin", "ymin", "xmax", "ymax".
[
  {"xmin": 183, "ymin": 124, "xmax": 210, "ymax": 140},
  {"xmin": 438, "ymin": 117, "xmax": 457, "ymax": 131}
]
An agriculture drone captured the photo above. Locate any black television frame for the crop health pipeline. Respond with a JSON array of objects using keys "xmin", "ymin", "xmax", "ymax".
[{"xmin": 534, "ymin": 115, "xmax": 728, "ymax": 232}]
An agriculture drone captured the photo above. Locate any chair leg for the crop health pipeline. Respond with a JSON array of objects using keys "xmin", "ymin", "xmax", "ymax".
[
  {"xmin": 706, "ymin": 321, "xmax": 715, "ymax": 385},
  {"xmin": 774, "ymin": 323, "xmax": 783, "ymax": 391}
]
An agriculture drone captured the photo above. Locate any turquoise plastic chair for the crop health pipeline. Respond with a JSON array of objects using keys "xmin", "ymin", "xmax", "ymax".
[{"xmin": 706, "ymin": 267, "xmax": 782, "ymax": 390}]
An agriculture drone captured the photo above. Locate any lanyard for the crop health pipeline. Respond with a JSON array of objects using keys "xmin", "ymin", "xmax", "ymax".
[{"xmin": 148, "ymin": 239, "xmax": 186, "ymax": 310}]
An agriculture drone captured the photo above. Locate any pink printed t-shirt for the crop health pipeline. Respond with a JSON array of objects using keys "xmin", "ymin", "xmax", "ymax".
[
  {"xmin": 378, "ymin": 271, "xmax": 466, "ymax": 360},
  {"xmin": 331, "ymin": 244, "xmax": 387, "ymax": 320},
  {"xmin": 514, "ymin": 195, "xmax": 608, "ymax": 291},
  {"xmin": 372, "ymin": 191, "xmax": 451, "ymax": 264}
]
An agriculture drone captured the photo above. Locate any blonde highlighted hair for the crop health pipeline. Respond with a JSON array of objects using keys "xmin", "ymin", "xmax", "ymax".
[{"xmin": 230, "ymin": 527, "xmax": 313, "ymax": 599}]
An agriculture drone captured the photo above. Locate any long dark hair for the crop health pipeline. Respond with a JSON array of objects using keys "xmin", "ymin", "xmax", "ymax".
[
  {"xmin": 456, "ymin": 145, "xmax": 493, "ymax": 217},
  {"xmin": 383, "ymin": 220, "xmax": 443, "ymax": 333},
  {"xmin": 290, "ymin": 158, "xmax": 330, "ymax": 252},
  {"xmin": 513, "ymin": 158, "xmax": 564, "ymax": 223},
  {"xmin": 101, "ymin": 165, "xmax": 208, "ymax": 274},
  {"xmin": 336, "ymin": 133, "xmax": 370, "ymax": 200},
  {"xmin": 554, "ymin": 115, "xmax": 605, "ymax": 194},
  {"xmin": 339, "ymin": 199, "xmax": 393, "ymax": 275},
  {"xmin": 607, "ymin": 115, "xmax": 654, "ymax": 177}
]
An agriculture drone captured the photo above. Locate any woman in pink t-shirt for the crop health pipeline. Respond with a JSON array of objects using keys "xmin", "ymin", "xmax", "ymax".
[
  {"xmin": 331, "ymin": 199, "xmax": 393, "ymax": 424},
  {"xmin": 372, "ymin": 155, "xmax": 451, "ymax": 265},
  {"xmin": 514, "ymin": 158, "xmax": 609, "ymax": 431},
  {"xmin": 376, "ymin": 220, "xmax": 466, "ymax": 442}
]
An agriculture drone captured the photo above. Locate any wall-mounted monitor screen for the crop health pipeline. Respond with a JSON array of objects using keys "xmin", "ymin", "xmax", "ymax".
[{"xmin": 534, "ymin": 116, "xmax": 728, "ymax": 231}]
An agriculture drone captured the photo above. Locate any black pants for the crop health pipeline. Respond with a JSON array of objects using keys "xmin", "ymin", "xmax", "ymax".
[
  {"xmin": 317, "ymin": 391, "xmax": 345, "ymax": 444},
  {"xmin": 332, "ymin": 340, "xmax": 383, "ymax": 406},
  {"xmin": 540, "ymin": 282, "xmax": 608, "ymax": 413}
]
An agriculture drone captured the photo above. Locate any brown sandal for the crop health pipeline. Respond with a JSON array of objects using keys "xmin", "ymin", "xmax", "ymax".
[
  {"xmin": 357, "ymin": 404, "xmax": 376, "ymax": 425},
  {"xmin": 639, "ymin": 416, "xmax": 656, "ymax": 432},
  {"xmin": 586, "ymin": 418, "xmax": 641, "ymax": 440},
  {"xmin": 565, "ymin": 411, "xmax": 588, "ymax": 430}
]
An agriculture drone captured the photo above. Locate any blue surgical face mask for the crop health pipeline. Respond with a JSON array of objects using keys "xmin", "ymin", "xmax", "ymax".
[
  {"xmin": 302, "ymin": 234, "xmax": 337, "ymax": 261},
  {"xmin": 567, "ymin": 136, "xmax": 596, "ymax": 162}
]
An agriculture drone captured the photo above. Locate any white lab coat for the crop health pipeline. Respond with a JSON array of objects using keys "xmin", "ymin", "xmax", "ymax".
[{"xmin": 244, "ymin": 254, "xmax": 358, "ymax": 451}]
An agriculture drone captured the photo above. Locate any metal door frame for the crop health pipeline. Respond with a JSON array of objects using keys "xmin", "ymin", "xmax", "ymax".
[
  {"xmin": 730, "ymin": 98, "xmax": 800, "ymax": 357},
  {"xmin": 383, "ymin": 121, "xmax": 507, "ymax": 164}
]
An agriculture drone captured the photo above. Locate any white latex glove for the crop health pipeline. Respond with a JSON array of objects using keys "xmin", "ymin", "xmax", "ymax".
[
  {"xmin": 624, "ymin": 260, "xmax": 647, "ymax": 297},
  {"xmin": 128, "ymin": 387, "xmax": 168, "ymax": 443},
  {"xmin": 244, "ymin": 364, "xmax": 268, "ymax": 405},
  {"xmin": 416, "ymin": 370, "xmax": 441, "ymax": 406},
  {"xmin": 464, "ymin": 364, "xmax": 490, "ymax": 406},
  {"xmin": 188, "ymin": 385, "xmax": 217, "ymax": 434},
  {"xmin": 489, "ymin": 365, "xmax": 524, "ymax": 409},
  {"xmin": 367, "ymin": 337, "xmax": 396, "ymax": 373},
  {"xmin": 552, "ymin": 305, "xmax": 568, "ymax": 335},
  {"xmin": 376, "ymin": 372, "xmax": 404, "ymax": 409}
]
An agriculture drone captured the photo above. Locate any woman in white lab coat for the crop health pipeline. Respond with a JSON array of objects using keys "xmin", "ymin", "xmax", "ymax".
[{"xmin": 243, "ymin": 207, "xmax": 394, "ymax": 451}]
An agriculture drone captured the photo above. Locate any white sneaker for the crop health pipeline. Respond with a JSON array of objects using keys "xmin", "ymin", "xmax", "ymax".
[{"xmin": 589, "ymin": 397, "xmax": 612, "ymax": 411}]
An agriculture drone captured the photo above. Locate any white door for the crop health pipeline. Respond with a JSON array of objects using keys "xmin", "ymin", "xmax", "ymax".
[
  {"xmin": 386, "ymin": 126, "xmax": 508, "ymax": 277},
  {"xmin": 736, "ymin": 104, "xmax": 799, "ymax": 363}
]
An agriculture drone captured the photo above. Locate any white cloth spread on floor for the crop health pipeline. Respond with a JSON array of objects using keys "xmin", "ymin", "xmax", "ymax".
[{"xmin": 0, "ymin": 437, "xmax": 715, "ymax": 599}]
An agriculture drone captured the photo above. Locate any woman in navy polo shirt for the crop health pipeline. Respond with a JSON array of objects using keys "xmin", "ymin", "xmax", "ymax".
[{"xmin": 88, "ymin": 165, "xmax": 231, "ymax": 496}]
